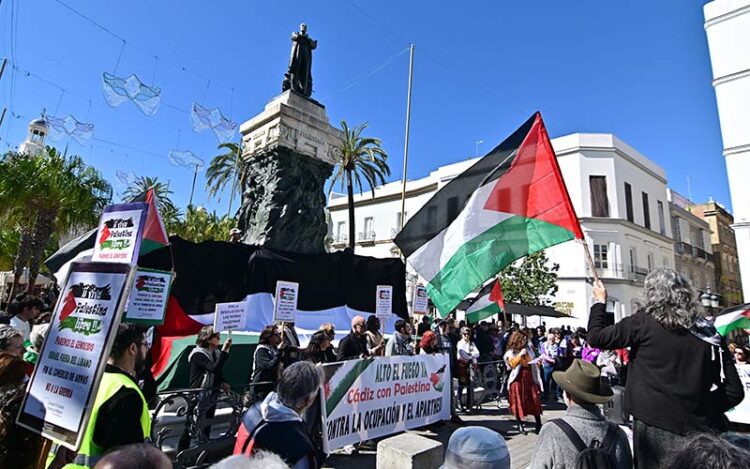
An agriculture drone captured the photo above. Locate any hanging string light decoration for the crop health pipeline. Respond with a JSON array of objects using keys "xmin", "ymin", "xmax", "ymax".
[
  {"xmin": 189, "ymin": 102, "xmax": 238, "ymax": 143},
  {"xmin": 102, "ymin": 72, "xmax": 161, "ymax": 116},
  {"xmin": 168, "ymin": 149, "xmax": 205, "ymax": 206},
  {"xmin": 46, "ymin": 114, "xmax": 95, "ymax": 145}
]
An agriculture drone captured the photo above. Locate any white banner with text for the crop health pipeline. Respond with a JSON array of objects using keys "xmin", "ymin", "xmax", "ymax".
[{"xmin": 320, "ymin": 353, "xmax": 451, "ymax": 452}]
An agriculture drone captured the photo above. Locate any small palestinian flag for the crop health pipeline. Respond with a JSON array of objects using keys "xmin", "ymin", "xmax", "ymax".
[
  {"xmin": 465, "ymin": 279, "xmax": 505, "ymax": 324},
  {"xmin": 134, "ymin": 188, "xmax": 169, "ymax": 255},
  {"xmin": 714, "ymin": 303, "xmax": 750, "ymax": 336},
  {"xmin": 394, "ymin": 113, "xmax": 583, "ymax": 316}
]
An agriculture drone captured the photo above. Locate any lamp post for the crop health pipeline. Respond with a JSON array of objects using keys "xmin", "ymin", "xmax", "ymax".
[{"xmin": 700, "ymin": 285, "xmax": 721, "ymax": 316}]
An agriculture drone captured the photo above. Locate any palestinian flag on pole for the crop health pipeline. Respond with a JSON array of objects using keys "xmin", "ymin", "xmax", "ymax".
[
  {"xmin": 394, "ymin": 113, "xmax": 583, "ymax": 316},
  {"xmin": 45, "ymin": 187, "xmax": 169, "ymax": 281},
  {"xmin": 714, "ymin": 303, "xmax": 750, "ymax": 336},
  {"xmin": 465, "ymin": 279, "xmax": 505, "ymax": 324}
]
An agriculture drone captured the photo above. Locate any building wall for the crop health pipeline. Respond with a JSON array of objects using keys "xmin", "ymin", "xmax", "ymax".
[{"xmin": 704, "ymin": 0, "xmax": 750, "ymax": 299}]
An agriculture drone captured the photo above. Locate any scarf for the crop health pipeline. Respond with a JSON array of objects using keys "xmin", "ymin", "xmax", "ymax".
[{"xmin": 689, "ymin": 316, "xmax": 726, "ymax": 382}]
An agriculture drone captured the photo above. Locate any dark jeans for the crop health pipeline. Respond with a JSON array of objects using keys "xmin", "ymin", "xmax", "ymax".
[
  {"xmin": 633, "ymin": 419, "xmax": 687, "ymax": 469},
  {"xmin": 541, "ymin": 364, "xmax": 555, "ymax": 399}
]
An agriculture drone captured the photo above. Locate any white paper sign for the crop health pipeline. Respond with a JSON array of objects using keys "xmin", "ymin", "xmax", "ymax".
[
  {"xmin": 214, "ymin": 301, "xmax": 247, "ymax": 332},
  {"xmin": 727, "ymin": 364, "xmax": 750, "ymax": 424},
  {"xmin": 274, "ymin": 281, "xmax": 300, "ymax": 322},
  {"xmin": 376, "ymin": 285, "xmax": 393, "ymax": 319},
  {"xmin": 91, "ymin": 202, "xmax": 148, "ymax": 264},
  {"xmin": 17, "ymin": 262, "xmax": 134, "ymax": 450},
  {"xmin": 413, "ymin": 285, "xmax": 429, "ymax": 315},
  {"xmin": 124, "ymin": 268, "xmax": 172, "ymax": 324}
]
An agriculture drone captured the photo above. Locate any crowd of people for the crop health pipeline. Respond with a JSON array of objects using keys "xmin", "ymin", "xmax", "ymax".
[{"xmin": 0, "ymin": 267, "xmax": 749, "ymax": 468}]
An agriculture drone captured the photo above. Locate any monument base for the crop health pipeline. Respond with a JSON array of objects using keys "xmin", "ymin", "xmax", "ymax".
[{"xmin": 237, "ymin": 90, "xmax": 343, "ymax": 254}]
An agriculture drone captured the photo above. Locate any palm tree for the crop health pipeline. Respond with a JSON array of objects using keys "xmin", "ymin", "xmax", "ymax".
[
  {"xmin": 205, "ymin": 142, "xmax": 248, "ymax": 211},
  {"xmin": 329, "ymin": 121, "xmax": 390, "ymax": 249},
  {"xmin": 171, "ymin": 206, "xmax": 235, "ymax": 243},
  {"xmin": 0, "ymin": 147, "xmax": 112, "ymax": 293},
  {"xmin": 123, "ymin": 176, "xmax": 181, "ymax": 235}
]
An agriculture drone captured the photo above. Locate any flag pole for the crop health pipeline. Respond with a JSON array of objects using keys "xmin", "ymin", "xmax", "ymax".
[
  {"xmin": 399, "ymin": 44, "xmax": 415, "ymax": 231},
  {"xmin": 581, "ymin": 239, "xmax": 601, "ymax": 283}
]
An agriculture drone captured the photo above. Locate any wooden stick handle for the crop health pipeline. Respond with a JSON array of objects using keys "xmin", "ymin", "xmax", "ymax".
[{"xmin": 581, "ymin": 239, "xmax": 601, "ymax": 283}]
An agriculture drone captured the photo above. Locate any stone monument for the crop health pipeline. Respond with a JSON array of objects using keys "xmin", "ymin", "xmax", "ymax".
[{"xmin": 237, "ymin": 24, "xmax": 343, "ymax": 253}]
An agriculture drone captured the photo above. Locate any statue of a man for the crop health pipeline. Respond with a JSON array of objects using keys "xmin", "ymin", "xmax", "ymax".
[{"xmin": 282, "ymin": 23, "xmax": 317, "ymax": 97}]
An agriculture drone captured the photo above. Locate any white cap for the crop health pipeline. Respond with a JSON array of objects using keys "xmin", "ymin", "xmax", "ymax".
[{"xmin": 440, "ymin": 426, "xmax": 510, "ymax": 469}]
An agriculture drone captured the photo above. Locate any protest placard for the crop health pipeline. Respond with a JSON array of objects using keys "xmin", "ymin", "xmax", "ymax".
[
  {"xmin": 17, "ymin": 262, "xmax": 135, "ymax": 450},
  {"xmin": 91, "ymin": 202, "xmax": 148, "ymax": 264},
  {"xmin": 726, "ymin": 364, "xmax": 750, "ymax": 425},
  {"xmin": 320, "ymin": 353, "xmax": 451, "ymax": 452},
  {"xmin": 412, "ymin": 285, "xmax": 429, "ymax": 315},
  {"xmin": 376, "ymin": 285, "xmax": 393, "ymax": 320},
  {"xmin": 124, "ymin": 268, "xmax": 172, "ymax": 325},
  {"xmin": 273, "ymin": 280, "xmax": 299, "ymax": 322},
  {"xmin": 214, "ymin": 301, "xmax": 248, "ymax": 332}
]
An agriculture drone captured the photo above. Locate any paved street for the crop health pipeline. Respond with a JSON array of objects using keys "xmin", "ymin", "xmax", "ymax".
[{"xmin": 324, "ymin": 399, "xmax": 568, "ymax": 469}]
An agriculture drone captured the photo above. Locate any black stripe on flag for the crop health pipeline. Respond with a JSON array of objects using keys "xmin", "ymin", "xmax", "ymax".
[{"xmin": 394, "ymin": 113, "xmax": 537, "ymax": 258}]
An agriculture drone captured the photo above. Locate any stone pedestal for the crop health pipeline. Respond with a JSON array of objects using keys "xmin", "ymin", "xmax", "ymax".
[
  {"xmin": 376, "ymin": 433, "xmax": 444, "ymax": 469},
  {"xmin": 237, "ymin": 90, "xmax": 343, "ymax": 253}
]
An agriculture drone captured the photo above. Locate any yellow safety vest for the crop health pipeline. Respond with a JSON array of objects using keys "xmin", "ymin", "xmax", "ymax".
[{"xmin": 46, "ymin": 371, "xmax": 151, "ymax": 469}]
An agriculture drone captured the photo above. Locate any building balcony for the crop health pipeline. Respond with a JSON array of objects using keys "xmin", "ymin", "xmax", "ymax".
[
  {"xmin": 627, "ymin": 265, "xmax": 649, "ymax": 282},
  {"xmin": 586, "ymin": 262, "xmax": 626, "ymax": 279},
  {"xmin": 694, "ymin": 247, "xmax": 710, "ymax": 262},
  {"xmin": 357, "ymin": 231, "xmax": 376, "ymax": 245},
  {"xmin": 675, "ymin": 241, "xmax": 693, "ymax": 256},
  {"xmin": 332, "ymin": 234, "xmax": 348, "ymax": 246}
]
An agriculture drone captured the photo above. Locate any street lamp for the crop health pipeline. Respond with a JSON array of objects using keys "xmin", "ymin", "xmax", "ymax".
[{"xmin": 700, "ymin": 285, "xmax": 720, "ymax": 312}]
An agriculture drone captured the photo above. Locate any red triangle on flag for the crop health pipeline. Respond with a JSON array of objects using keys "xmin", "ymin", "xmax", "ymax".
[
  {"xmin": 490, "ymin": 279, "xmax": 506, "ymax": 312},
  {"xmin": 140, "ymin": 188, "xmax": 169, "ymax": 255}
]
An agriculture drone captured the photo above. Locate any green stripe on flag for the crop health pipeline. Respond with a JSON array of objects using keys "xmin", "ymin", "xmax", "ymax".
[
  {"xmin": 716, "ymin": 316, "xmax": 750, "ymax": 336},
  {"xmin": 427, "ymin": 216, "xmax": 575, "ymax": 315},
  {"xmin": 140, "ymin": 238, "xmax": 167, "ymax": 256},
  {"xmin": 467, "ymin": 302, "xmax": 501, "ymax": 324},
  {"xmin": 326, "ymin": 358, "xmax": 374, "ymax": 415}
]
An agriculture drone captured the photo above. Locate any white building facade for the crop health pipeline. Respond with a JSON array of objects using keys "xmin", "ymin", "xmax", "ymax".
[
  {"xmin": 327, "ymin": 133, "xmax": 674, "ymax": 327},
  {"xmin": 704, "ymin": 0, "xmax": 750, "ymax": 300}
]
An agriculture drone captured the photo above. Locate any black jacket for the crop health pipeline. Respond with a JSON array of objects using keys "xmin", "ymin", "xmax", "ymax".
[
  {"xmin": 251, "ymin": 419, "xmax": 323, "ymax": 469},
  {"xmin": 189, "ymin": 348, "xmax": 228, "ymax": 389},
  {"xmin": 250, "ymin": 345, "xmax": 281, "ymax": 401},
  {"xmin": 587, "ymin": 302, "xmax": 744, "ymax": 435},
  {"xmin": 336, "ymin": 332, "xmax": 367, "ymax": 361}
]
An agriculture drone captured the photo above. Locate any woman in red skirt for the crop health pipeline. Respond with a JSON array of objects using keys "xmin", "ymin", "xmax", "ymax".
[{"xmin": 504, "ymin": 329, "xmax": 542, "ymax": 434}]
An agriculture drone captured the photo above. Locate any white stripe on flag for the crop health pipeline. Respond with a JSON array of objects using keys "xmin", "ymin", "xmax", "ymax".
[
  {"xmin": 53, "ymin": 248, "xmax": 94, "ymax": 284},
  {"xmin": 465, "ymin": 293, "xmax": 494, "ymax": 315},
  {"xmin": 409, "ymin": 182, "xmax": 513, "ymax": 282}
]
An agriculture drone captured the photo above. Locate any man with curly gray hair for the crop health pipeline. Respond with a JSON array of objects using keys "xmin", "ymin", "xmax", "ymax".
[
  {"xmin": 0, "ymin": 325, "xmax": 24, "ymax": 357},
  {"xmin": 587, "ymin": 269, "xmax": 744, "ymax": 469}
]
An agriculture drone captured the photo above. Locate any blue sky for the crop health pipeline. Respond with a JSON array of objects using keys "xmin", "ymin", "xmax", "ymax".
[{"xmin": 0, "ymin": 0, "xmax": 729, "ymax": 214}]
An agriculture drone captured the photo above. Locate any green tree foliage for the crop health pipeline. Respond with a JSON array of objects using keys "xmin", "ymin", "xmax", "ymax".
[
  {"xmin": 0, "ymin": 148, "xmax": 112, "ymax": 293},
  {"xmin": 499, "ymin": 251, "xmax": 560, "ymax": 307},
  {"xmin": 329, "ymin": 121, "xmax": 390, "ymax": 249},
  {"xmin": 205, "ymin": 142, "xmax": 249, "ymax": 203},
  {"xmin": 170, "ymin": 206, "xmax": 235, "ymax": 243}
]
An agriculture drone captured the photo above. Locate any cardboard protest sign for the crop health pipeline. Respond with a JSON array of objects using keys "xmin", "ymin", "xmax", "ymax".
[
  {"xmin": 376, "ymin": 285, "xmax": 393, "ymax": 320},
  {"xmin": 214, "ymin": 301, "xmax": 248, "ymax": 332},
  {"xmin": 320, "ymin": 354, "xmax": 451, "ymax": 452},
  {"xmin": 91, "ymin": 202, "xmax": 148, "ymax": 264},
  {"xmin": 123, "ymin": 268, "xmax": 172, "ymax": 325},
  {"xmin": 273, "ymin": 281, "xmax": 299, "ymax": 322},
  {"xmin": 17, "ymin": 262, "xmax": 135, "ymax": 450},
  {"xmin": 412, "ymin": 285, "xmax": 429, "ymax": 315}
]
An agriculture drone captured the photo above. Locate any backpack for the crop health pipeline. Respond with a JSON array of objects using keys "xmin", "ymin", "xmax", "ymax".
[{"xmin": 550, "ymin": 419, "xmax": 619, "ymax": 469}]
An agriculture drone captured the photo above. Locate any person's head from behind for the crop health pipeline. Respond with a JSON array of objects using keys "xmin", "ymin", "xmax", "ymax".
[
  {"xmin": 366, "ymin": 315, "xmax": 380, "ymax": 333},
  {"xmin": 553, "ymin": 359, "xmax": 613, "ymax": 407},
  {"xmin": 0, "ymin": 384, "xmax": 43, "ymax": 468},
  {"xmin": 30, "ymin": 324, "xmax": 49, "ymax": 353},
  {"xmin": 441, "ymin": 426, "xmax": 510, "ymax": 469},
  {"xmin": 110, "ymin": 323, "xmax": 149, "ymax": 375},
  {"xmin": 277, "ymin": 361, "xmax": 323, "ymax": 414},
  {"xmin": 505, "ymin": 330, "xmax": 527, "ymax": 353},
  {"xmin": 421, "ymin": 316, "xmax": 429, "ymax": 325},
  {"xmin": 210, "ymin": 451, "xmax": 290, "ymax": 469},
  {"xmin": 10, "ymin": 294, "xmax": 43, "ymax": 321},
  {"xmin": 438, "ymin": 320, "xmax": 449, "ymax": 334},
  {"xmin": 93, "ymin": 443, "xmax": 171, "ymax": 469},
  {"xmin": 351, "ymin": 316, "xmax": 365, "ymax": 336},
  {"xmin": 638, "ymin": 267, "xmax": 701, "ymax": 331},
  {"xmin": 420, "ymin": 331, "xmax": 438, "ymax": 351},
  {"xmin": 259, "ymin": 325, "xmax": 281, "ymax": 347},
  {"xmin": 0, "ymin": 352, "xmax": 26, "ymax": 387},
  {"xmin": 319, "ymin": 322, "xmax": 335, "ymax": 340},
  {"xmin": 662, "ymin": 433, "xmax": 750, "ymax": 469},
  {"xmin": 197, "ymin": 325, "xmax": 221, "ymax": 349},
  {"xmin": 0, "ymin": 326, "xmax": 24, "ymax": 357}
]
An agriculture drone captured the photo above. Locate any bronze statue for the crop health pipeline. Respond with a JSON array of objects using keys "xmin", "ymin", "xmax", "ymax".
[{"xmin": 282, "ymin": 23, "xmax": 317, "ymax": 97}]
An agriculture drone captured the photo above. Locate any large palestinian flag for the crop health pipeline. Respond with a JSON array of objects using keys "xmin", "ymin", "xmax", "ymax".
[
  {"xmin": 394, "ymin": 113, "xmax": 583, "ymax": 316},
  {"xmin": 464, "ymin": 279, "xmax": 505, "ymax": 324},
  {"xmin": 714, "ymin": 303, "xmax": 750, "ymax": 336}
]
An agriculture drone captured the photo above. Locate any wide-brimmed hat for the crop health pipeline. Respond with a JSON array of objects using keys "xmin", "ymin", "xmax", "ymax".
[
  {"xmin": 552, "ymin": 359, "xmax": 613, "ymax": 404},
  {"xmin": 440, "ymin": 426, "xmax": 510, "ymax": 469}
]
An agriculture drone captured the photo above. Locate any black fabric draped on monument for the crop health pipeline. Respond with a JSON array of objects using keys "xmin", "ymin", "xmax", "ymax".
[{"xmin": 136, "ymin": 236, "xmax": 408, "ymax": 337}]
